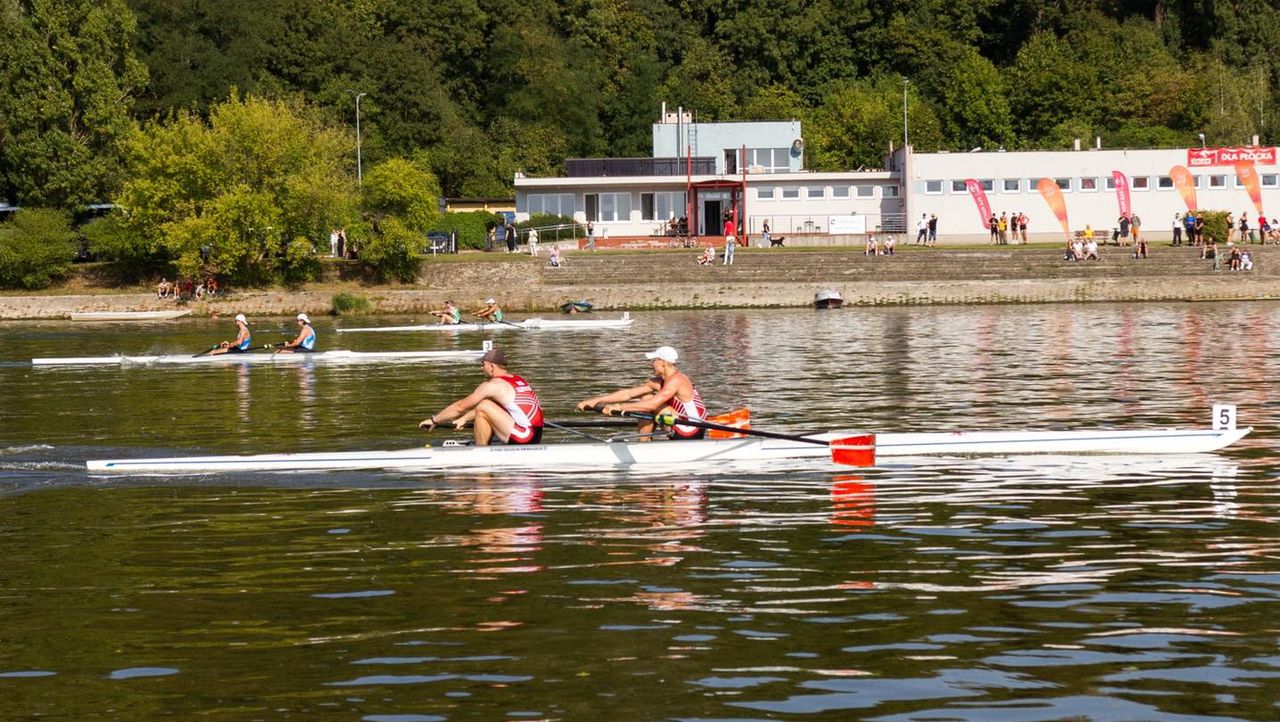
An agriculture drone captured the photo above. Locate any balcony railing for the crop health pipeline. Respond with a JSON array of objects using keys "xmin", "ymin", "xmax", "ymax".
[{"xmin": 564, "ymin": 157, "xmax": 716, "ymax": 177}]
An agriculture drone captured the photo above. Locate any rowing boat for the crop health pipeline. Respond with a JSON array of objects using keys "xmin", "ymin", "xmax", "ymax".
[
  {"xmin": 69, "ymin": 310, "xmax": 191, "ymax": 321},
  {"xmin": 337, "ymin": 313, "xmax": 633, "ymax": 333},
  {"xmin": 33, "ymin": 348, "xmax": 484, "ymax": 367},
  {"xmin": 85, "ymin": 424, "xmax": 1250, "ymax": 474}
]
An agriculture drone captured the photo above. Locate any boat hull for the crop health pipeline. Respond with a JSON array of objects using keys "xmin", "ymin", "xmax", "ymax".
[
  {"xmin": 70, "ymin": 310, "xmax": 191, "ymax": 321},
  {"xmin": 33, "ymin": 349, "xmax": 484, "ymax": 367},
  {"xmin": 814, "ymin": 289, "xmax": 844, "ymax": 309},
  {"xmin": 338, "ymin": 314, "xmax": 632, "ymax": 333},
  {"xmin": 85, "ymin": 426, "xmax": 1251, "ymax": 474}
]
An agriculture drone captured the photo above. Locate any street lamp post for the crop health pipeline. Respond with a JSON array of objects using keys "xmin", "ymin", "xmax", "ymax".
[
  {"xmin": 1199, "ymin": 133, "xmax": 1206, "ymax": 148},
  {"xmin": 902, "ymin": 78, "xmax": 909, "ymax": 149},
  {"xmin": 346, "ymin": 90, "xmax": 367, "ymax": 184}
]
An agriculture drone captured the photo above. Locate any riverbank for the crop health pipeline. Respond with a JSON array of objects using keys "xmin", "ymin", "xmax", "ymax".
[{"xmin": 2, "ymin": 243, "xmax": 1278, "ymax": 320}]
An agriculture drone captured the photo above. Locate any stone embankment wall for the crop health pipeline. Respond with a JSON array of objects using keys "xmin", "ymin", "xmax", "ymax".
[{"xmin": 2, "ymin": 246, "xmax": 1277, "ymax": 319}]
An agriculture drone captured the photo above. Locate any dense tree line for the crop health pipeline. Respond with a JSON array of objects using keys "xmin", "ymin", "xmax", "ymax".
[{"xmin": 2, "ymin": 0, "xmax": 1279, "ymax": 286}]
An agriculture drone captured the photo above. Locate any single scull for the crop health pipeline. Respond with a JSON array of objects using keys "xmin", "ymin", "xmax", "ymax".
[
  {"xmin": 85, "ymin": 424, "xmax": 1250, "ymax": 474},
  {"xmin": 337, "ymin": 313, "xmax": 633, "ymax": 333},
  {"xmin": 69, "ymin": 310, "xmax": 192, "ymax": 321}
]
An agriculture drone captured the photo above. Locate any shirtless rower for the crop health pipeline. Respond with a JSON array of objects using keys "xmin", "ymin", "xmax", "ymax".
[
  {"xmin": 419, "ymin": 347, "xmax": 544, "ymax": 446},
  {"xmin": 474, "ymin": 298, "xmax": 504, "ymax": 323},
  {"xmin": 576, "ymin": 345, "xmax": 706, "ymax": 440},
  {"xmin": 208, "ymin": 313, "xmax": 252, "ymax": 355},
  {"xmin": 431, "ymin": 299, "xmax": 462, "ymax": 325},
  {"xmin": 275, "ymin": 313, "xmax": 317, "ymax": 353}
]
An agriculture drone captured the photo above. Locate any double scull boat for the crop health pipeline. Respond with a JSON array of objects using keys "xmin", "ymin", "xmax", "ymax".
[
  {"xmin": 33, "ymin": 348, "xmax": 485, "ymax": 367},
  {"xmin": 337, "ymin": 313, "xmax": 633, "ymax": 334},
  {"xmin": 86, "ymin": 422, "xmax": 1250, "ymax": 474}
]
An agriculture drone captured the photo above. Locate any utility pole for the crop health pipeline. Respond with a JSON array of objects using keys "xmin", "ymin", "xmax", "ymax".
[{"xmin": 902, "ymin": 78, "xmax": 910, "ymax": 149}]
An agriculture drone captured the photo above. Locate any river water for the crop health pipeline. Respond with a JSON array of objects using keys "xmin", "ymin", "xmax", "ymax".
[{"xmin": 1, "ymin": 304, "xmax": 1278, "ymax": 720}]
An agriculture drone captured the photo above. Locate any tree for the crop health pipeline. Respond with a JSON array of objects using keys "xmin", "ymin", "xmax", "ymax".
[
  {"xmin": 806, "ymin": 77, "xmax": 944, "ymax": 170},
  {"xmin": 0, "ymin": 0, "xmax": 147, "ymax": 208},
  {"xmin": 0, "ymin": 209, "xmax": 77, "ymax": 290},
  {"xmin": 361, "ymin": 158, "xmax": 442, "ymax": 234}
]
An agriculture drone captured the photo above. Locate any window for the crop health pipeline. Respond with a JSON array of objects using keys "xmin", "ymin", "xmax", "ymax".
[
  {"xmin": 1131, "ymin": 176, "xmax": 1149, "ymax": 190},
  {"xmin": 1079, "ymin": 177, "xmax": 1098, "ymax": 191},
  {"xmin": 1209, "ymin": 175, "xmax": 1226, "ymax": 188},
  {"xmin": 1003, "ymin": 178, "xmax": 1020, "ymax": 192},
  {"xmin": 1055, "ymin": 178, "xmax": 1070, "ymax": 190},
  {"xmin": 1194, "ymin": 175, "xmax": 1204, "ymax": 189},
  {"xmin": 525, "ymin": 193, "xmax": 575, "ymax": 217},
  {"xmin": 832, "ymin": 186, "xmax": 851, "ymax": 199},
  {"xmin": 654, "ymin": 192, "xmax": 685, "ymax": 221},
  {"xmin": 1105, "ymin": 176, "xmax": 1116, "ymax": 190},
  {"xmin": 781, "ymin": 187, "xmax": 800, "ymax": 199},
  {"xmin": 882, "ymin": 185, "xmax": 899, "ymax": 198},
  {"xmin": 1157, "ymin": 176, "xmax": 1174, "ymax": 189},
  {"xmin": 856, "ymin": 185, "xmax": 875, "ymax": 198},
  {"xmin": 1263, "ymin": 174, "xmax": 1279, "ymax": 188},
  {"xmin": 757, "ymin": 187, "xmax": 775, "ymax": 200},
  {"xmin": 951, "ymin": 180, "xmax": 967, "ymax": 193},
  {"xmin": 641, "ymin": 193, "xmax": 654, "ymax": 220},
  {"xmin": 745, "ymin": 148, "xmax": 791, "ymax": 173},
  {"xmin": 807, "ymin": 187, "xmax": 825, "ymax": 199},
  {"xmin": 925, "ymin": 180, "xmax": 943, "ymax": 194},
  {"xmin": 596, "ymin": 192, "xmax": 632, "ymax": 222}
]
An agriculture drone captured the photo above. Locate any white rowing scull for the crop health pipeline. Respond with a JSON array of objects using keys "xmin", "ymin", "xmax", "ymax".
[
  {"xmin": 33, "ymin": 348, "xmax": 485, "ymax": 367},
  {"xmin": 85, "ymin": 424, "xmax": 1250, "ymax": 474},
  {"xmin": 337, "ymin": 313, "xmax": 633, "ymax": 333}
]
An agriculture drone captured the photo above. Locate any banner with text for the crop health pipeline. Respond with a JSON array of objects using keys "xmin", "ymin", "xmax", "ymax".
[
  {"xmin": 1037, "ymin": 178, "xmax": 1071, "ymax": 240},
  {"xmin": 1235, "ymin": 162, "xmax": 1265, "ymax": 216},
  {"xmin": 965, "ymin": 179, "xmax": 992, "ymax": 230},
  {"xmin": 1188, "ymin": 147, "xmax": 1276, "ymax": 167},
  {"xmin": 1169, "ymin": 166, "xmax": 1198, "ymax": 211},
  {"xmin": 1111, "ymin": 171, "xmax": 1131, "ymax": 220}
]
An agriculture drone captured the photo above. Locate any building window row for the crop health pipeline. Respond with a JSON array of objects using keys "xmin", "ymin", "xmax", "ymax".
[
  {"xmin": 926, "ymin": 175, "xmax": 1280, "ymax": 195},
  {"xmin": 756, "ymin": 185, "xmax": 898, "ymax": 200}
]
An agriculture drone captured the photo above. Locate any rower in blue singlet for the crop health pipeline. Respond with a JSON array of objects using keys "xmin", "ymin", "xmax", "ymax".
[
  {"xmin": 209, "ymin": 313, "xmax": 252, "ymax": 355},
  {"xmin": 277, "ymin": 313, "xmax": 317, "ymax": 353}
]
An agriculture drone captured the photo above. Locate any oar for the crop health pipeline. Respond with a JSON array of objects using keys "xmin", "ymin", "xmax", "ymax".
[
  {"xmin": 599, "ymin": 407, "xmax": 875, "ymax": 466},
  {"xmin": 192, "ymin": 344, "xmax": 221, "ymax": 358},
  {"xmin": 472, "ymin": 313, "xmax": 524, "ymax": 329}
]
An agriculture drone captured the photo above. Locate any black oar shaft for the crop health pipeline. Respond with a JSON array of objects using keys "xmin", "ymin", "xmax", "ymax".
[{"xmin": 615, "ymin": 410, "xmax": 830, "ymax": 447}]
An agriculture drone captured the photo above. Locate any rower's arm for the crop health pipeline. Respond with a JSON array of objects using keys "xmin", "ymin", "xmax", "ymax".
[
  {"xmin": 426, "ymin": 380, "xmax": 499, "ymax": 426},
  {"xmin": 577, "ymin": 382, "xmax": 656, "ymax": 410}
]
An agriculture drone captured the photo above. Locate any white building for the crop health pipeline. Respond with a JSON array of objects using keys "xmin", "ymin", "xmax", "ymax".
[{"xmin": 514, "ymin": 109, "xmax": 1277, "ymax": 244}]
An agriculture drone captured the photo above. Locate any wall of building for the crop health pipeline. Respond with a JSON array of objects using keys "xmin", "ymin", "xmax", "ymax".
[{"xmin": 652, "ymin": 120, "xmax": 804, "ymax": 175}]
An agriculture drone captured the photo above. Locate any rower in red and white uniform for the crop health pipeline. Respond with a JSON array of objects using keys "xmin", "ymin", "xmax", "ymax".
[
  {"xmin": 419, "ymin": 347, "xmax": 544, "ymax": 446},
  {"xmin": 576, "ymin": 345, "xmax": 706, "ymax": 440}
]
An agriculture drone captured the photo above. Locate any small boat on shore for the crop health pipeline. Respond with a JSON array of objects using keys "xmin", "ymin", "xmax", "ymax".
[
  {"xmin": 86, "ymin": 421, "xmax": 1249, "ymax": 474},
  {"xmin": 338, "ymin": 313, "xmax": 633, "ymax": 334},
  {"xmin": 69, "ymin": 310, "xmax": 191, "ymax": 321},
  {"xmin": 560, "ymin": 300, "xmax": 594, "ymax": 314},
  {"xmin": 32, "ymin": 348, "xmax": 484, "ymax": 367},
  {"xmin": 814, "ymin": 290, "xmax": 844, "ymax": 309}
]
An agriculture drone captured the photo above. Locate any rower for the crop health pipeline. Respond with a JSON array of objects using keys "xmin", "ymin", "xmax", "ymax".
[
  {"xmin": 209, "ymin": 314, "xmax": 252, "ymax": 355},
  {"xmin": 419, "ymin": 347, "xmax": 544, "ymax": 446},
  {"xmin": 474, "ymin": 298, "xmax": 504, "ymax": 323},
  {"xmin": 276, "ymin": 313, "xmax": 317, "ymax": 353},
  {"xmin": 576, "ymin": 345, "xmax": 706, "ymax": 440},
  {"xmin": 431, "ymin": 299, "xmax": 462, "ymax": 325}
]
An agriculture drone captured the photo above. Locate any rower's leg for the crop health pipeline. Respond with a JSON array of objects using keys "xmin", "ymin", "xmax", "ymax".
[{"xmin": 471, "ymin": 399, "xmax": 513, "ymax": 445}]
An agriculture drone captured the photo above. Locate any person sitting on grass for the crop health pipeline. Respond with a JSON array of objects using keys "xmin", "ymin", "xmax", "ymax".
[
  {"xmin": 696, "ymin": 245, "xmax": 715, "ymax": 265},
  {"xmin": 1084, "ymin": 237, "xmax": 1100, "ymax": 260},
  {"xmin": 548, "ymin": 245, "xmax": 562, "ymax": 268}
]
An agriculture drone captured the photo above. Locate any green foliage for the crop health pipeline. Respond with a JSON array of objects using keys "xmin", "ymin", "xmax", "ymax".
[
  {"xmin": 356, "ymin": 217, "xmax": 421, "ymax": 283},
  {"xmin": 1198, "ymin": 211, "xmax": 1231, "ymax": 244},
  {"xmin": 331, "ymin": 292, "xmax": 372, "ymax": 316},
  {"xmin": 806, "ymin": 77, "xmax": 943, "ymax": 169},
  {"xmin": 118, "ymin": 94, "xmax": 355, "ymax": 286},
  {"xmin": 0, "ymin": 0, "xmax": 148, "ymax": 208},
  {"xmin": 0, "ymin": 209, "xmax": 77, "ymax": 290},
  {"xmin": 361, "ymin": 158, "xmax": 441, "ymax": 233},
  {"xmin": 436, "ymin": 212, "xmax": 504, "ymax": 251},
  {"xmin": 82, "ymin": 212, "xmax": 168, "ymax": 281}
]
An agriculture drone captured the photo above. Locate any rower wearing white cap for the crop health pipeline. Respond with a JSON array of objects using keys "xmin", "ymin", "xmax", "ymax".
[
  {"xmin": 276, "ymin": 313, "xmax": 317, "ymax": 353},
  {"xmin": 419, "ymin": 347, "xmax": 544, "ymax": 446},
  {"xmin": 576, "ymin": 345, "xmax": 707, "ymax": 440},
  {"xmin": 473, "ymin": 298, "xmax": 504, "ymax": 323},
  {"xmin": 209, "ymin": 313, "xmax": 252, "ymax": 355}
]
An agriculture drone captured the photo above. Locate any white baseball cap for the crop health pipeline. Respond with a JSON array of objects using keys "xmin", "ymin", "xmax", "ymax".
[
  {"xmin": 234, "ymin": 313, "xmax": 248, "ymax": 324},
  {"xmin": 297, "ymin": 313, "xmax": 310, "ymax": 323},
  {"xmin": 485, "ymin": 298, "xmax": 496, "ymax": 304},
  {"xmin": 644, "ymin": 346, "xmax": 678, "ymax": 363}
]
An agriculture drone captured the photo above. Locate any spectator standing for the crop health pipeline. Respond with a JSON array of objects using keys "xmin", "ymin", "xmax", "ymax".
[
  {"xmin": 527, "ymin": 227, "xmax": 540, "ymax": 256},
  {"xmin": 337, "ymin": 228, "xmax": 347, "ymax": 258},
  {"xmin": 1117, "ymin": 215, "xmax": 1130, "ymax": 246},
  {"xmin": 586, "ymin": 221, "xmax": 596, "ymax": 251},
  {"xmin": 998, "ymin": 212, "xmax": 1009, "ymax": 244},
  {"xmin": 329, "ymin": 229, "xmax": 340, "ymax": 257},
  {"xmin": 761, "ymin": 220, "xmax": 770, "ymax": 248},
  {"xmin": 486, "ymin": 226, "xmax": 496, "ymax": 252},
  {"xmin": 505, "ymin": 221, "xmax": 517, "ymax": 253},
  {"xmin": 1130, "ymin": 213, "xmax": 1142, "ymax": 247},
  {"xmin": 1172, "ymin": 213, "xmax": 1183, "ymax": 246},
  {"xmin": 916, "ymin": 214, "xmax": 928, "ymax": 244},
  {"xmin": 928, "ymin": 214, "xmax": 938, "ymax": 245},
  {"xmin": 722, "ymin": 216, "xmax": 736, "ymax": 265},
  {"xmin": 1017, "ymin": 212, "xmax": 1028, "ymax": 243},
  {"xmin": 988, "ymin": 214, "xmax": 999, "ymax": 244},
  {"xmin": 1241, "ymin": 213, "xmax": 1255, "ymax": 244},
  {"xmin": 1225, "ymin": 212, "xmax": 1236, "ymax": 244},
  {"xmin": 1193, "ymin": 214, "xmax": 1205, "ymax": 245}
]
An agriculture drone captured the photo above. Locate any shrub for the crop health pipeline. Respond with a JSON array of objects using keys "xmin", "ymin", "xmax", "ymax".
[
  {"xmin": 1196, "ymin": 210, "xmax": 1230, "ymax": 244},
  {"xmin": 83, "ymin": 212, "xmax": 170, "ymax": 282},
  {"xmin": 437, "ymin": 211, "xmax": 504, "ymax": 250},
  {"xmin": 357, "ymin": 217, "xmax": 421, "ymax": 283},
  {"xmin": 0, "ymin": 208, "xmax": 77, "ymax": 289},
  {"xmin": 332, "ymin": 292, "xmax": 372, "ymax": 315}
]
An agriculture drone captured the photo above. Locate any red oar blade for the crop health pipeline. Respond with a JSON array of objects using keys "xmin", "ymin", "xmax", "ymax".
[{"xmin": 830, "ymin": 434, "xmax": 876, "ymax": 467}]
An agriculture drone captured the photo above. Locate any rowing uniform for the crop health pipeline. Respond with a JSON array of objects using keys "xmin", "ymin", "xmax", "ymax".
[
  {"xmin": 492, "ymin": 309, "xmax": 505, "ymax": 322},
  {"xmin": 497, "ymin": 374, "xmax": 544, "ymax": 444},
  {"xmin": 446, "ymin": 307, "xmax": 461, "ymax": 324},
  {"xmin": 666, "ymin": 385, "xmax": 707, "ymax": 440},
  {"xmin": 227, "ymin": 325, "xmax": 252, "ymax": 353},
  {"xmin": 296, "ymin": 325, "xmax": 316, "ymax": 352}
]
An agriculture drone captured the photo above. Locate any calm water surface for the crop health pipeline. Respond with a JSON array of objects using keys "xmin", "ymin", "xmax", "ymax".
[{"xmin": 1, "ymin": 304, "xmax": 1279, "ymax": 720}]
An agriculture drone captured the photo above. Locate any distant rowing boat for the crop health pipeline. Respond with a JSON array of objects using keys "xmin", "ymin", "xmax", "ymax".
[
  {"xmin": 85, "ymin": 424, "xmax": 1250, "ymax": 474},
  {"xmin": 32, "ymin": 348, "xmax": 484, "ymax": 367},
  {"xmin": 337, "ymin": 313, "xmax": 633, "ymax": 333},
  {"xmin": 69, "ymin": 310, "xmax": 192, "ymax": 321}
]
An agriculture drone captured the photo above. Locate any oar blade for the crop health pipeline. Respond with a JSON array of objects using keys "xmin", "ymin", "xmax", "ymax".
[{"xmin": 830, "ymin": 434, "xmax": 876, "ymax": 467}]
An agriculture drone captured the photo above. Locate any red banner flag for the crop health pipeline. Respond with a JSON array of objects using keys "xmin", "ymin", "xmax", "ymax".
[
  {"xmin": 1112, "ymin": 171, "xmax": 1131, "ymax": 219},
  {"xmin": 1037, "ymin": 178, "xmax": 1070, "ymax": 241},
  {"xmin": 1169, "ymin": 166, "xmax": 1197, "ymax": 211},
  {"xmin": 964, "ymin": 179, "xmax": 992, "ymax": 230},
  {"xmin": 1235, "ymin": 162, "xmax": 1265, "ymax": 216}
]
